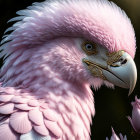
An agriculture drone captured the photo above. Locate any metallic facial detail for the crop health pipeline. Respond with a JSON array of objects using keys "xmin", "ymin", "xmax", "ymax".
[
  {"xmin": 83, "ymin": 59, "xmax": 106, "ymax": 80},
  {"xmin": 82, "ymin": 41, "xmax": 97, "ymax": 55},
  {"xmin": 107, "ymin": 50, "xmax": 125, "ymax": 66},
  {"xmin": 83, "ymin": 50, "xmax": 137, "ymax": 95}
]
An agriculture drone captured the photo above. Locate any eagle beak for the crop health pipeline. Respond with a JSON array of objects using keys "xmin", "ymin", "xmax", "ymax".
[
  {"xmin": 103, "ymin": 51, "xmax": 137, "ymax": 96},
  {"xmin": 83, "ymin": 50, "xmax": 137, "ymax": 95}
]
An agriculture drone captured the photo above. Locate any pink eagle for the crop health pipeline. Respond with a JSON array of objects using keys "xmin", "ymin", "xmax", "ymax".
[{"xmin": 0, "ymin": 0, "xmax": 137, "ymax": 140}]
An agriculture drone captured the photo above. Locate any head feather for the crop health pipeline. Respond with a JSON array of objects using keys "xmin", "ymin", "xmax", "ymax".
[{"xmin": 0, "ymin": 0, "xmax": 136, "ymax": 59}]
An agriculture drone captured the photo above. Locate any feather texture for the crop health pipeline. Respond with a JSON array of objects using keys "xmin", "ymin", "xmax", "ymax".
[
  {"xmin": 0, "ymin": 103, "xmax": 14, "ymax": 114},
  {"xmin": 0, "ymin": 94, "xmax": 14, "ymax": 102},
  {"xmin": 43, "ymin": 109, "xmax": 59, "ymax": 121},
  {"xmin": 29, "ymin": 109, "xmax": 44, "ymax": 125},
  {"xmin": 0, "ymin": 0, "xmax": 136, "ymax": 139},
  {"xmin": 0, "ymin": 0, "xmax": 136, "ymax": 59},
  {"xmin": 33, "ymin": 125, "xmax": 49, "ymax": 136},
  {"xmin": 10, "ymin": 111, "xmax": 32, "ymax": 134},
  {"xmin": 0, "ymin": 123, "xmax": 19, "ymax": 140},
  {"xmin": 44, "ymin": 120, "xmax": 62, "ymax": 138},
  {"xmin": 0, "ymin": 89, "xmax": 68, "ymax": 139}
]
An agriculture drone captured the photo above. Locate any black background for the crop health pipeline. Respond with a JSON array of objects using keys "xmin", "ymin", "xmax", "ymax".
[{"xmin": 0, "ymin": 0, "xmax": 140, "ymax": 139}]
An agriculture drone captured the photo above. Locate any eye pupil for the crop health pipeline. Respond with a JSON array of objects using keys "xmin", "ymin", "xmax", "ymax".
[{"xmin": 85, "ymin": 44, "xmax": 93, "ymax": 50}]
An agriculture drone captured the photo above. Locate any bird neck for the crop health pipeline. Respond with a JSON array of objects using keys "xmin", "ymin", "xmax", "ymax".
[
  {"xmin": 34, "ymin": 78, "xmax": 95, "ymax": 140},
  {"xmin": 47, "ymin": 82, "xmax": 95, "ymax": 140}
]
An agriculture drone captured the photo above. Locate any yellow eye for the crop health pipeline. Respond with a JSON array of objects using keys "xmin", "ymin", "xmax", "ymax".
[{"xmin": 82, "ymin": 41, "xmax": 97, "ymax": 55}]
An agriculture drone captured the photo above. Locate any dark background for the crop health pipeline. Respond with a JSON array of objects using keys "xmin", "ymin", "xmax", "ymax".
[{"xmin": 0, "ymin": 0, "xmax": 140, "ymax": 139}]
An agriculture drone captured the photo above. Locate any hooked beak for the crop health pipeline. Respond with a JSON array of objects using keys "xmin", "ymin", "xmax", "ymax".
[{"xmin": 83, "ymin": 50, "xmax": 137, "ymax": 95}]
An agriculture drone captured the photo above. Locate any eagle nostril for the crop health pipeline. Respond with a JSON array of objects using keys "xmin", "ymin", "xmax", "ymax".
[{"xmin": 121, "ymin": 59, "xmax": 127, "ymax": 65}]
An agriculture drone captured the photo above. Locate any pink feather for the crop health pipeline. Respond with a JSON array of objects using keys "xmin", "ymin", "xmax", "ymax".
[
  {"xmin": 33, "ymin": 124, "xmax": 49, "ymax": 136},
  {"xmin": 0, "ymin": 123, "xmax": 19, "ymax": 140},
  {"xmin": 28, "ymin": 99, "xmax": 39, "ymax": 107},
  {"xmin": 43, "ymin": 109, "xmax": 59, "ymax": 121},
  {"xmin": 15, "ymin": 104, "xmax": 34, "ymax": 111},
  {"xmin": 9, "ymin": 111, "xmax": 32, "ymax": 134},
  {"xmin": 28, "ymin": 108, "xmax": 44, "ymax": 125},
  {"xmin": 44, "ymin": 120, "xmax": 62, "ymax": 138},
  {"xmin": 0, "ymin": 94, "xmax": 14, "ymax": 102},
  {"xmin": 11, "ymin": 96, "xmax": 28, "ymax": 104},
  {"xmin": 0, "ymin": 103, "xmax": 14, "ymax": 114}
]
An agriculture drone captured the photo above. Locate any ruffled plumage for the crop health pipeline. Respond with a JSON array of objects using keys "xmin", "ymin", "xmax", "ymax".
[
  {"xmin": 0, "ymin": 0, "xmax": 136, "ymax": 139},
  {"xmin": 0, "ymin": 90, "xmax": 63, "ymax": 139}
]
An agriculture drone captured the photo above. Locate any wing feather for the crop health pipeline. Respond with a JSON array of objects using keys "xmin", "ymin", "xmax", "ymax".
[
  {"xmin": 34, "ymin": 124, "xmax": 49, "ymax": 136},
  {"xmin": 0, "ymin": 89, "xmax": 62, "ymax": 139},
  {"xmin": 15, "ymin": 104, "xmax": 34, "ymax": 111},
  {"xmin": 44, "ymin": 120, "xmax": 62, "ymax": 138},
  {"xmin": 9, "ymin": 111, "xmax": 32, "ymax": 134},
  {"xmin": 0, "ymin": 123, "xmax": 19, "ymax": 140},
  {"xmin": 0, "ymin": 103, "xmax": 14, "ymax": 114},
  {"xmin": 28, "ymin": 108, "xmax": 44, "ymax": 125},
  {"xmin": 0, "ymin": 94, "xmax": 14, "ymax": 102}
]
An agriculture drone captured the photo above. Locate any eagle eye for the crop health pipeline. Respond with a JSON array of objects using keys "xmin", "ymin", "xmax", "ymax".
[{"xmin": 82, "ymin": 41, "xmax": 97, "ymax": 55}]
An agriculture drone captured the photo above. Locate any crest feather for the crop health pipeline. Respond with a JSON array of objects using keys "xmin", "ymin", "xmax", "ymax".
[{"xmin": 0, "ymin": 0, "xmax": 136, "ymax": 59}]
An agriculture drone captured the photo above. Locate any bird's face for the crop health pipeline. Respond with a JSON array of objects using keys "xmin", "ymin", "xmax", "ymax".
[
  {"xmin": 76, "ymin": 39, "xmax": 137, "ymax": 95},
  {"xmin": 0, "ymin": 0, "xmax": 136, "ymax": 96}
]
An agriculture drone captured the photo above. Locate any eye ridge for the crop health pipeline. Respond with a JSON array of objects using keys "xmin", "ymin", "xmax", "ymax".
[{"xmin": 82, "ymin": 41, "xmax": 97, "ymax": 55}]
